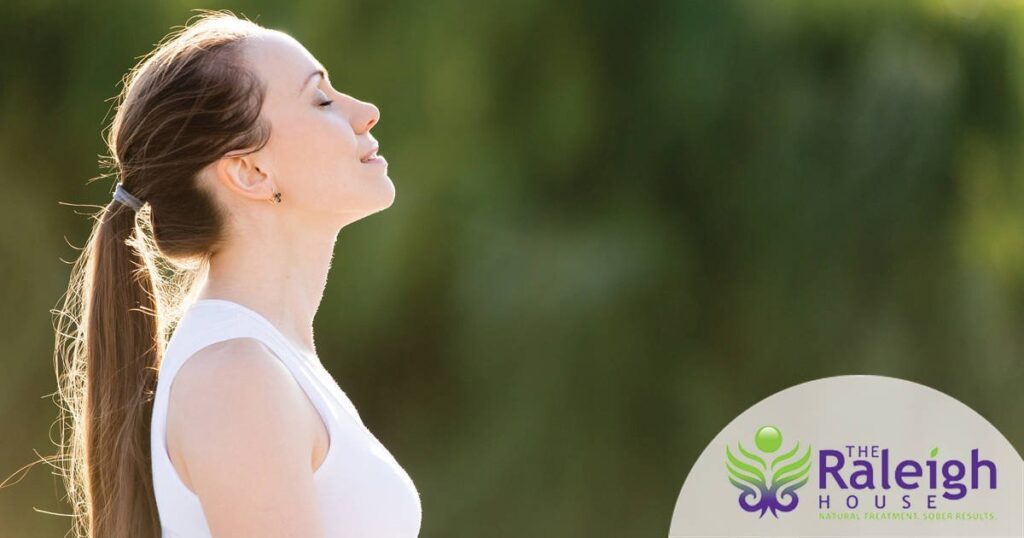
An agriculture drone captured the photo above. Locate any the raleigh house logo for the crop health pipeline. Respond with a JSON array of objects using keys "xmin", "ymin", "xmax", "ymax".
[
  {"xmin": 726, "ymin": 425, "xmax": 813, "ymax": 519},
  {"xmin": 726, "ymin": 426, "xmax": 1000, "ymax": 519}
]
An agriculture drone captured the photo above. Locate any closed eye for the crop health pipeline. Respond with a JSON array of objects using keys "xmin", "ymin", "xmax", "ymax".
[{"xmin": 318, "ymin": 100, "xmax": 334, "ymax": 107}]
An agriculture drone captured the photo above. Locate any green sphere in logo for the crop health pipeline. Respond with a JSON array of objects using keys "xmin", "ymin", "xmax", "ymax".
[{"xmin": 755, "ymin": 426, "xmax": 783, "ymax": 453}]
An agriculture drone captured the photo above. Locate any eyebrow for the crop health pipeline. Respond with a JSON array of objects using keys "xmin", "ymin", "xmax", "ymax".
[{"xmin": 299, "ymin": 68, "xmax": 327, "ymax": 96}]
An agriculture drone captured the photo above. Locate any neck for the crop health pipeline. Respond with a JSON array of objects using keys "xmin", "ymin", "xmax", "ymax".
[{"xmin": 195, "ymin": 219, "xmax": 338, "ymax": 357}]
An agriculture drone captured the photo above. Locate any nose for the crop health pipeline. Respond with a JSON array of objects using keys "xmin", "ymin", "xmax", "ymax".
[{"xmin": 356, "ymin": 101, "xmax": 380, "ymax": 133}]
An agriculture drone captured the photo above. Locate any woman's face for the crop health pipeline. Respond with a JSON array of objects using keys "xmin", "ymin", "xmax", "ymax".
[{"xmin": 223, "ymin": 30, "xmax": 392, "ymax": 229}]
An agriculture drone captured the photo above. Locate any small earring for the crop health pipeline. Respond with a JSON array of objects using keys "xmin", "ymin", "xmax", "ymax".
[{"xmin": 272, "ymin": 191, "xmax": 282, "ymax": 204}]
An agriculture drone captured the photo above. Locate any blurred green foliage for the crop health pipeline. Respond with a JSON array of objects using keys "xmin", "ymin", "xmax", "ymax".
[{"xmin": 1, "ymin": 0, "xmax": 1022, "ymax": 536}]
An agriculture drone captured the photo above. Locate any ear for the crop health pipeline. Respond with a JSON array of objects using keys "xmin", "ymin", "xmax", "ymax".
[{"xmin": 213, "ymin": 151, "xmax": 275, "ymax": 203}]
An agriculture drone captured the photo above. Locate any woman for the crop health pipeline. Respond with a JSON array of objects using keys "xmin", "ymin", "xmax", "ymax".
[{"xmin": 53, "ymin": 10, "xmax": 421, "ymax": 537}]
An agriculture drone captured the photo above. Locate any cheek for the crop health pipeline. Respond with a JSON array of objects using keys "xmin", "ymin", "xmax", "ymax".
[{"xmin": 272, "ymin": 114, "xmax": 360, "ymax": 177}]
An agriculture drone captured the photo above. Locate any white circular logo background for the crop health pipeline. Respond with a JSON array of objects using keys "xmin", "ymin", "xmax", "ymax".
[{"xmin": 669, "ymin": 375, "xmax": 1023, "ymax": 537}]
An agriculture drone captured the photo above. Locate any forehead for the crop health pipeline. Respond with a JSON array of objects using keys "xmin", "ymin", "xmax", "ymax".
[{"xmin": 243, "ymin": 30, "xmax": 323, "ymax": 101}]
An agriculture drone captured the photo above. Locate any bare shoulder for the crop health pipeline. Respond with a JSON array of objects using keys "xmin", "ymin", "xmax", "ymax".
[
  {"xmin": 169, "ymin": 338, "xmax": 303, "ymax": 414},
  {"xmin": 166, "ymin": 338, "xmax": 326, "ymax": 537}
]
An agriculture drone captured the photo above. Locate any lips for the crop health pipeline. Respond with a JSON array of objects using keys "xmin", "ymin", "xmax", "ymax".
[{"xmin": 360, "ymin": 145, "xmax": 379, "ymax": 163}]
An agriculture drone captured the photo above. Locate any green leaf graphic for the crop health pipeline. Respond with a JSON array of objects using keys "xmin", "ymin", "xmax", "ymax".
[
  {"xmin": 737, "ymin": 441, "xmax": 767, "ymax": 471},
  {"xmin": 930, "ymin": 447, "xmax": 939, "ymax": 458},
  {"xmin": 773, "ymin": 444, "xmax": 812, "ymax": 486},
  {"xmin": 771, "ymin": 441, "xmax": 801, "ymax": 471},
  {"xmin": 726, "ymin": 445, "xmax": 765, "ymax": 484}
]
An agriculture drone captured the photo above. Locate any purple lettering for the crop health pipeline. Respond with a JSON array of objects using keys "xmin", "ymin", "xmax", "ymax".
[
  {"xmin": 943, "ymin": 460, "xmax": 967, "ymax": 500},
  {"xmin": 850, "ymin": 460, "xmax": 875, "ymax": 489},
  {"xmin": 971, "ymin": 449, "xmax": 997, "ymax": 489},
  {"xmin": 895, "ymin": 460, "xmax": 921, "ymax": 489},
  {"xmin": 819, "ymin": 449, "xmax": 847, "ymax": 489}
]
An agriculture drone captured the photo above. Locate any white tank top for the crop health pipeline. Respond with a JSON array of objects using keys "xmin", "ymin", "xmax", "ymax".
[{"xmin": 150, "ymin": 299, "xmax": 422, "ymax": 537}]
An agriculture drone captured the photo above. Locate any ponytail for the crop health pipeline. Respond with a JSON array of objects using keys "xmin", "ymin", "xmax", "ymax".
[
  {"xmin": 51, "ymin": 193, "xmax": 163, "ymax": 537},
  {"xmin": 80, "ymin": 196, "xmax": 162, "ymax": 536}
]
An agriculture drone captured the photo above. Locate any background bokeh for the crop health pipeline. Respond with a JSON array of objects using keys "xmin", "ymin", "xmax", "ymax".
[{"xmin": 2, "ymin": 0, "xmax": 1023, "ymax": 536}]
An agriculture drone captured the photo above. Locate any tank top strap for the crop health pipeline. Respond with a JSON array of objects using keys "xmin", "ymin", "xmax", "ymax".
[
  {"xmin": 164, "ymin": 299, "xmax": 369, "ymax": 433},
  {"xmin": 156, "ymin": 299, "xmax": 347, "ymax": 465},
  {"xmin": 163, "ymin": 300, "xmax": 304, "ymax": 372}
]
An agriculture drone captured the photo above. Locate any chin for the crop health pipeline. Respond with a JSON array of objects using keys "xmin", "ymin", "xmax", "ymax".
[
  {"xmin": 357, "ymin": 184, "xmax": 396, "ymax": 218},
  {"xmin": 376, "ymin": 177, "xmax": 396, "ymax": 209}
]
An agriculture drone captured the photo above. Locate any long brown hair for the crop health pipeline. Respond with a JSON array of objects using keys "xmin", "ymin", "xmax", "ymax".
[{"xmin": 51, "ymin": 10, "xmax": 271, "ymax": 537}]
